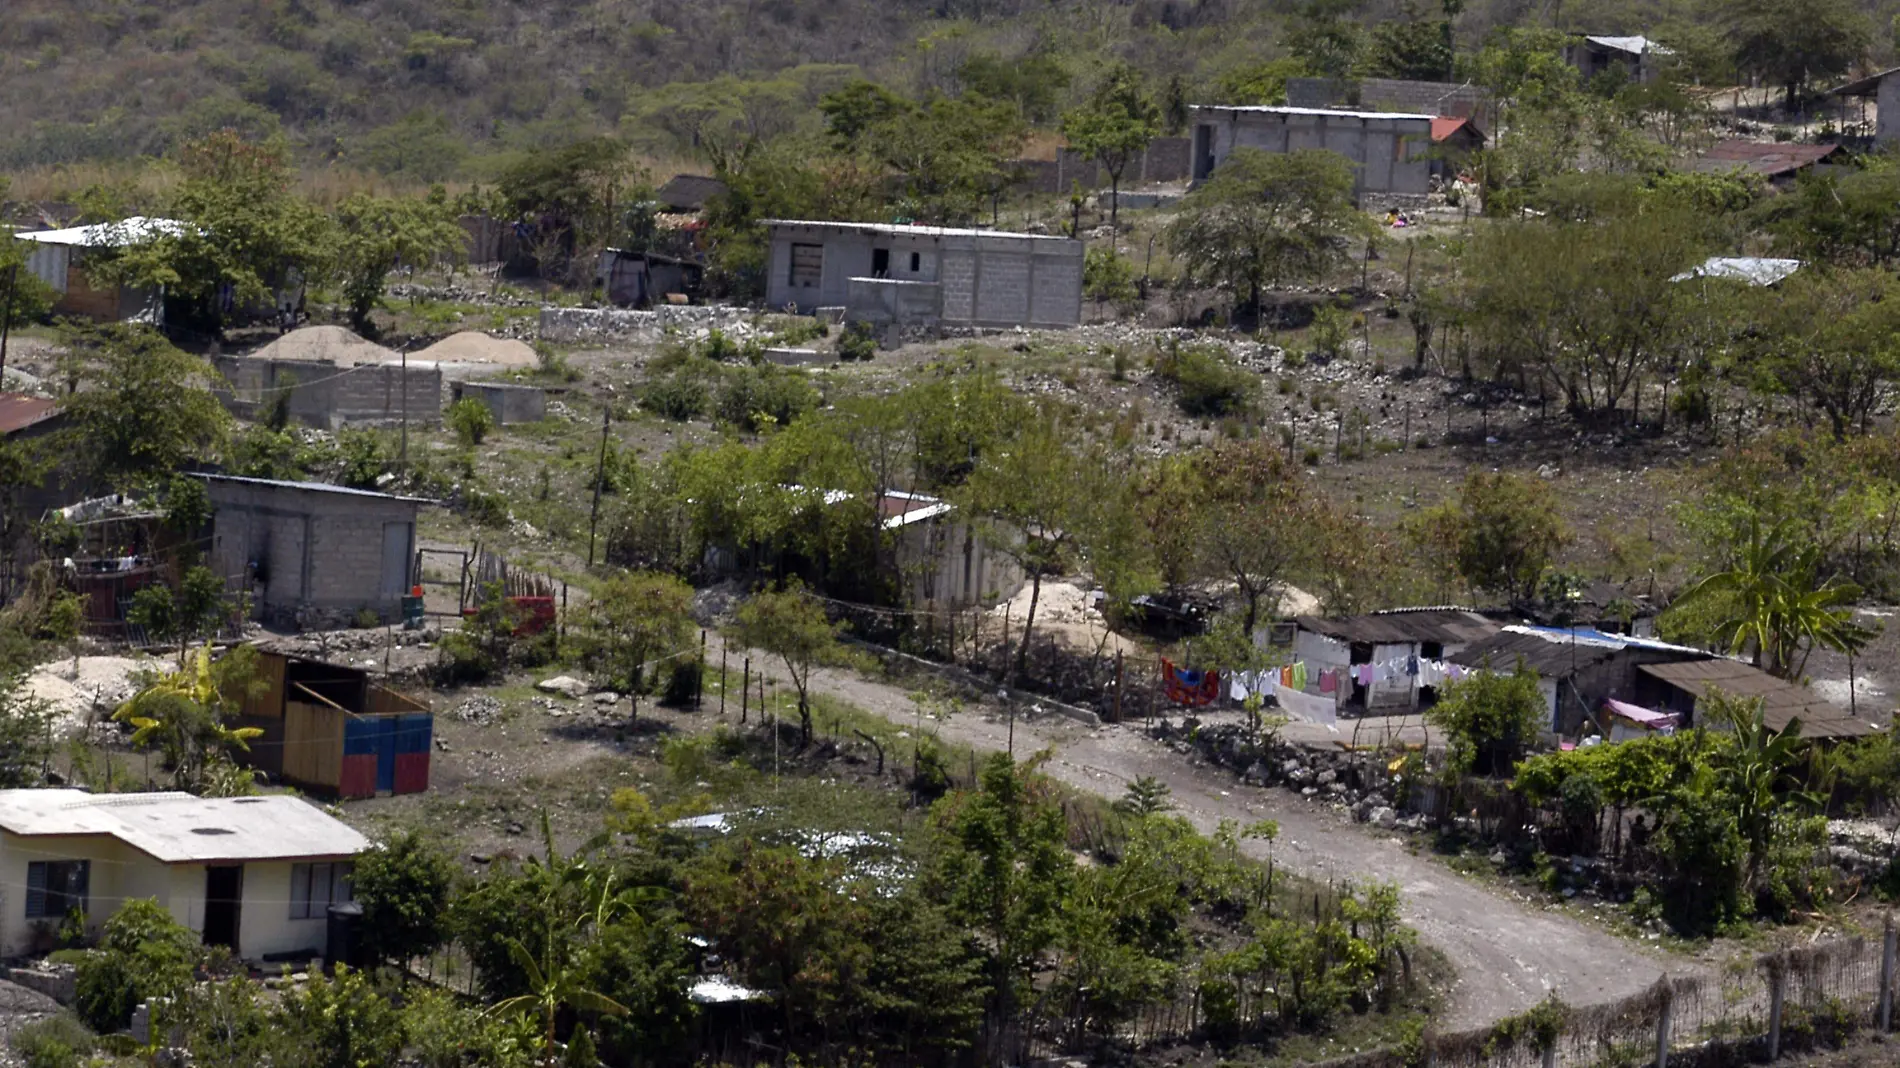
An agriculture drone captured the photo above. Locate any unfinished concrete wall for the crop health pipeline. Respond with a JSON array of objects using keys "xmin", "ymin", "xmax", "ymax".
[
  {"xmin": 204, "ymin": 480, "xmax": 421, "ymax": 629},
  {"xmin": 1287, "ymin": 78, "xmax": 1494, "ymax": 127},
  {"xmin": 452, "ymin": 381, "xmax": 546, "ymax": 424},
  {"xmin": 846, "ymin": 278, "xmax": 942, "ymax": 326},
  {"xmin": 769, "ymin": 224, "xmax": 1083, "ymax": 329},
  {"xmin": 213, "ymin": 356, "xmax": 442, "ymax": 431},
  {"xmin": 1189, "ymin": 106, "xmax": 1433, "ymax": 199}
]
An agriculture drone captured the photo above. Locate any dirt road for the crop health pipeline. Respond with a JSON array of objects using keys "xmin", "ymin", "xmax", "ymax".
[{"xmin": 753, "ymin": 647, "xmax": 1682, "ymax": 1033}]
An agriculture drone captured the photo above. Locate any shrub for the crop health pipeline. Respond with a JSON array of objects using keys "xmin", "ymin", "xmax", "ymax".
[
  {"xmin": 1153, "ymin": 340, "xmax": 1255, "ymax": 417},
  {"xmin": 1309, "ymin": 302, "xmax": 1351, "ymax": 362},
  {"xmin": 13, "ymin": 1015, "xmax": 94, "ymax": 1068},
  {"xmin": 352, "ymin": 829, "xmax": 457, "ymax": 969},
  {"xmin": 715, "ymin": 365, "xmax": 819, "ymax": 432},
  {"xmin": 1084, "ymin": 246, "xmax": 1138, "ymax": 307},
  {"xmin": 74, "ymin": 900, "xmax": 199, "ymax": 1032},
  {"xmin": 662, "ymin": 659, "xmax": 701, "ymax": 707},
  {"xmin": 838, "ymin": 321, "xmax": 878, "ymax": 362},
  {"xmin": 1426, "ymin": 665, "xmax": 1546, "ymax": 777},
  {"xmin": 446, "ymin": 397, "xmax": 497, "ymax": 446},
  {"xmin": 459, "ymin": 485, "xmax": 509, "ymax": 527},
  {"xmin": 642, "ymin": 369, "xmax": 710, "ymax": 421}
]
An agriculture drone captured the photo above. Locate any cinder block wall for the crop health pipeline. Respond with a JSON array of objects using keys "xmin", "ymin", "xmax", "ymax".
[
  {"xmin": 205, "ymin": 481, "xmax": 420, "ymax": 628},
  {"xmin": 452, "ymin": 382, "xmax": 547, "ymax": 425},
  {"xmin": 213, "ymin": 357, "xmax": 443, "ymax": 431}
]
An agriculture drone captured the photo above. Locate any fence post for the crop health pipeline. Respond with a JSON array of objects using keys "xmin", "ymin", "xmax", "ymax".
[
  {"xmin": 696, "ymin": 629, "xmax": 706, "ymax": 710},
  {"xmin": 1114, "ymin": 651, "xmax": 1125, "ymax": 724},
  {"xmin": 1655, "ymin": 977, "xmax": 1672, "ymax": 1068},
  {"xmin": 1883, "ymin": 913, "xmax": 1896, "ymax": 1034},
  {"xmin": 741, "ymin": 658, "xmax": 751, "ymax": 724},
  {"xmin": 1767, "ymin": 959, "xmax": 1785, "ymax": 1062}
]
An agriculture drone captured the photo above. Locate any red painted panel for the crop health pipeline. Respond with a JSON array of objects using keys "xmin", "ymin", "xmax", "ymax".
[
  {"xmin": 393, "ymin": 752, "xmax": 430, "ymax": 795},
  {"xmin": 338, "ymin": 755, "xmax": 378, "ymax": 799}
]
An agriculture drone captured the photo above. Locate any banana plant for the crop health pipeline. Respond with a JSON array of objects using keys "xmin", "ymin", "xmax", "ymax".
[
  {"xmin": 114, "ymin": 643, "xmax": 262, "ymax": 791},
  {"xmin": 486, "ymin": 922, "xmax": 630, "ymax": 1065}
]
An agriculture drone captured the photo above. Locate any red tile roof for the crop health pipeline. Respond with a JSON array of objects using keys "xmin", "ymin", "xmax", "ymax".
[
  {"xmin": 0, "ymin": 393, "xmax": 61, "ymax": 436},
  {"xmin": 1689, "ymin": 140, "xmax": 1843, "ymax": 178}
]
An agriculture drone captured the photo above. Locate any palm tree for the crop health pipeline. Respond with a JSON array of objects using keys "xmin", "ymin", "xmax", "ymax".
[
  {"xmin": 115, "ymin": 643, "xmax": 264, "ymax": 789},
  {"xmin": 1671, "ymin": 516, "xmax": 1873, "ymax": 678},
  {"xmin": 487, "ymin": 924, "xmax": 630, "ymax": 1064}
]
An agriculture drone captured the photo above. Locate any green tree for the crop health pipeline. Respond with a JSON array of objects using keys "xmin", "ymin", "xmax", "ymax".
[
  {"xmin": 1426, "ymin": 663, "xmax": 1546, "ymax": 776},
  {"xmin": 1366, "ymin": 0, "xmax": 1455, "ymax": 81},
  {"xmin": 1733, "ymin": 267, "xmax": 1900, "ymax": 439},
  {"xmin": 446, "ymin": 397, "xmax": 497, "ymax": 447},
  {"xmin": 929, "ymin": 754, "xmax": 1075, "ymax": 1015},
  {"xmin": 1165, "ymin": 148, "xmax": 1368, "ymax": 316},
  {"xmin": 114, "ymin": 644, "xmax": 265, "ymax": 792},
  {"xmin": 0, "ymin": 672, "xmax": 54, "ymax": 787},
  {"xmin": 327, "ymin": 191, "xmax": 466, "ymax": 336},
  {"xmin": 956, "ymin": 420, "xmax": 1121, "ymax": 681},
  {"xmin": 1419, "ymin": 471, "xmax": 1568, "ymax": 607},
  {"xmin": 1285, "ymin": 0, "xmax": 1367, "ymax": 78},
  {"xmin": 1722, "ymin": 0, "xmax": 1871, "ymax": 111},
  {"xmin": 862, "ymin": 93, "xmax": 1028, "ymax": 224},
  {"xmin": 1060, "ymin": 66, "xmax": 1160, "ymax": 231},
  {"xmin": 584, "ymin": 571, "xmax": 696, "ymax": 717},
  {"xmin": 960, "ymin": 51, "xmax": 1071, "ymax": 123},
  {"xmin": 487, "ymin": 928, "xmax": 629, "ymax": 1066},
  {"xmin": 496, "ymin": 137, "xmax": 642, "ymax": 284},
  {"xmin": 96, "ymin": 131, "xmax": 330, "ymax": 331},
  {"xmin": 56, "ymin": 325, "xmax": 232, "ymax": 492},
  {"xmin": 731, "ymin": 582, "xmax": 846, "ymax": 747},
  {"xmin": 350, "ymin": 828, "xmax": 457, "ymax": 972},
  {"xmin": 818, "ymin": 80, "xmax": 912, "ymax": 152}
]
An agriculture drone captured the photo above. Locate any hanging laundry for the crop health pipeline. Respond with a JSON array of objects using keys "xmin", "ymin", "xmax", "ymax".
[
  {"xmin": 1318, "ymin": 669, "xmax": 1337, "ymax": 694},
  {"xmin": 1291, "ymin": 662, "xmax": 1308, "ymax": 691},
  {"xmin": 1275, "ymin": 683, "xmax": 1339, "ymax": 728},
  {"xmin": 1230, "ymin": 672, "xmax": 1248, "ymax": 702},
  {"xmin": 1406, "ymin": 656, "xmax": 1419, "ymax": 677}
]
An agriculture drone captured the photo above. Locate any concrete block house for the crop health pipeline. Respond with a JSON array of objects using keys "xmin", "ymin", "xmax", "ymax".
[
  {"xmin": 1188, "ymin": 105, "xmax": 1435, "ymax": 202},
  {"xmin": 761, "ymin": 221, "xmax": 1084, "ymax": 331},
  {"xmin": 0, "ymin": 790, "xmax": 367, "ymax": 960},
  {"xmin": 199, "ymin": 475, "xmax": 429, "ymax": 629}
]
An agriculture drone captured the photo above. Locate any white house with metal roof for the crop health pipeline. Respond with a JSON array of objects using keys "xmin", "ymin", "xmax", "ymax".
[
  {"xmin": 1188, "ymin": 105, "xmax": 1436, "ymax": 200},
  {"xmin": 0, "ymin": 790, "xmax": 368, "ymax": 960},
  {"xmin": 10, "ymin": 217, "xmax": 186, "ymax": 324},
  {"xmin": 761, "ymin": 220, "xmax": 1084, "ymax": 330}
]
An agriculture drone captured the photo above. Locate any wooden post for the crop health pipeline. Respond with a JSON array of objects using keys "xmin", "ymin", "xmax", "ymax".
[
  {"xmin": 1766, "ymin": 963, "xmax": 1784, "ymax": 1062},
  {"xmin": 696, "ymin": 630, "xmax": 706, "ymax": 710},
  {"xmin": 719, "ymin": 649, "xmax": 728, "ymax": 716},
  {"xmin": 741, "ymin": 658, "xmax": 751, "ymax": 724},
  {"xmin": 1403, "ymin": 405, "xmax": 1410, "ymax": 450},
  {"xmin": 1656, "ymin": 978, "xmax": 1673, "ymax": 1068},
  {"xmin": 587, "ymin": 407, "xmax": 610, "ymax": 567},
  {"xmin": 1114, "ymin": 651, "xmax": 1125, "ymax": 724},
  {"xmin": 1882, "ymin": 915, "xmax": 1896, "ymax": 1033}
]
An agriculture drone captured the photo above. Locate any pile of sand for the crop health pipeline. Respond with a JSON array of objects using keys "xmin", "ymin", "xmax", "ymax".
[
  {"xmin": 988, "ymin": 581, "xmax": 1139, "ymax": 656},
  {"xmin": 414, "ymin": 331, "xmax": 539, "ymax": 367},
  {"xmin": 26, "ymin": 654, "xmax": 165, "ymax": 736},
  {"xmin": 250, "ymin": 325, "xmax": 398, "ymax": 367}
]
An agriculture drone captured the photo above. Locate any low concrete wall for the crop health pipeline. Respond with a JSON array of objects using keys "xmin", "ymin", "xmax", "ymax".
[
  {"xmin": 452, "ymin": 381, "xmax": 546, "ymax": 424},
  {"xmin": 846, "ymin": 277, "xmax": 942, "ymax": 327},
  {"xmin": 537, "ymin": 305, "xmax": 757, "ymax": 343},
  {"xmin": 213, "ymin": 356, "xmax": 442, "ymax": 430}
]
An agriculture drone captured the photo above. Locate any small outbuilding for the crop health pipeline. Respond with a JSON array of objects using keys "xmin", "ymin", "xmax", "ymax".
[
  {"xmin": 0, "ymin": 789, "xmax": 368, "ymax": 960},
  {"xmin": 1188, "ymin": 105, "xmax": 1435, "ymax": 201},
  {"xmin": 199, "ymin": 475, "xmax": 430, "ymax": 629},
  {"xmin": 1565, "ymin": 35, "xmax": 1672, "ymax": 84},
  {"xmin": 451, "ymin": 381, "xmax": 547, "ymax": 425},
  {"xmin": 1634, "ymin": 659, "xmax": 1880, "ymax": 739},
  {"xmin": 12, "ymin": 217, "xmax": 182, "ymax": 324},
  {"xmin": 1429, "ymin": 117, "xmax": 1486, "ymax": 177},
  {"xmin": 1829, "ymin": 66, "xmax": 1900, "ymax": 146},
  {"xmin": 1687, "ymin": 141, "xmax": 1845, "ymax": 187},
  {"xmin": 1453, "ymin": 625, "xmax": 1714, "ymax": 735},
  {"xmin": 1287, "ymin": 608, "xmax": 1500, "ymax": 712},
  {"xmin": 761, "ymin": 220, "xmax": 1084, "ymax": 330},
  {"xmin": 233, "ymin": 647, "xmax": 433, "ymax": 798}
]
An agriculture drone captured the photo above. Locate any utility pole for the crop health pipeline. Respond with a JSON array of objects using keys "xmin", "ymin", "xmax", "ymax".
[
  {"xmin": 0, "ymin": 263, "xmax": 18, "ymax": 386},
  {"xmin": 398, "ymin": 341, "xmax": 409, "ymax": 473},
  {"xmin": 587, "ymin": 407, "xmax": 611, "ymax": 567}
]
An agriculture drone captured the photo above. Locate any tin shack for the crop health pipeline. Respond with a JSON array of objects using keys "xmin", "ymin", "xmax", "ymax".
[{"xmin": 233, "ymin": 647, "xmax": 433, "ymax": 798}]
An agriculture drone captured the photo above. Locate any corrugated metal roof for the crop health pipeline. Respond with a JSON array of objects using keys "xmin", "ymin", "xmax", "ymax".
[
  {"xmin": 1671, "ymin": 257, "xmax": 1803, "ymax": 287},
  {"xmin": 1191, "ymin": 104, "xmax": 1437, "ymax": 122},
  {"xmin": 762, "ymin": 219, "xmax": 1075, "ymax": 242},
  {"xmin": 1688, "ymin": 140, "xmax": 1841, "ymax": 178},
  {"xmin": 1583, "ymin": 35, "xmax": 1671, "ymax": 56},
  {"xmin": 0, "ymin": 789, "xmax": 369, "ymax": 864},
  {"xmin": 1831, "ymin": 66, "xmax": 1900, "ymax": 98},
  {"xmin": 197, "ymin": 473, "xmax": 435, "ymax": 504},
  {"xmin": 1452, "ymin": 628, "xmax": 1636, "ymax": 676},
  {"xmin": 1637, "ymin": 661, "xmax": 1880, "ymax": 738},
  {"xmin": 0, "ymin": 393, "xmax": 60, "ymax": 435},
  {"xmin": 1297, "ymin": 609, "xmax": 1498, "ymax": 646},
  {"xmin": 13, "ymin": 216, "xmax": 187, "ymax": 248}
]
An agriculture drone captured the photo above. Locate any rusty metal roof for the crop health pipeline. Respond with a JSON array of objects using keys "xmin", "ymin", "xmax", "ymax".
[
  {"xmin": 1688, "ymin": 140, "xmax": 1842, "ymax": 178},
  {"xmin": 0, "ymin": 393, "xmax": 61, "ymax": 436},
  {"xmin": 1638, "ymin": 660, "xmax": 1881, "ymax": 738},
  {"xmin": 1296, "ymin": 609, "xmax": 1498, "ymax": 646}
]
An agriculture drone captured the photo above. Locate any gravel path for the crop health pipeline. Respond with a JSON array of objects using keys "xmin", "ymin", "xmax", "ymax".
[{"xmin": 724, "ymin": 638, "xmax": 1687, "ymax": 1032}]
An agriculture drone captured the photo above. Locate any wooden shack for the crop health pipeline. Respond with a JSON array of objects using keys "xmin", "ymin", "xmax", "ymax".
[{"xmin": 235, "ymin": 648, "xmax": 433, "ymax": 798}]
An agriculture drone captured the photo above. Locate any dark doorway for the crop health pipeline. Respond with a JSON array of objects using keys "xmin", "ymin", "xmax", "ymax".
[
  {"xmin": 872, "ymin": 248, "xmax": 891, "ymax": 277},
  {"xmin": 203, "ymin": 866, "xmax": 244, "ymax": 952}
]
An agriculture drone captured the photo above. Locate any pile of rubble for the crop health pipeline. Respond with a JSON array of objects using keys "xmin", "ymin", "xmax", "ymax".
[{"xmin": 538, "ymin": 305, "xmax": 760, "ymax": 344}]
